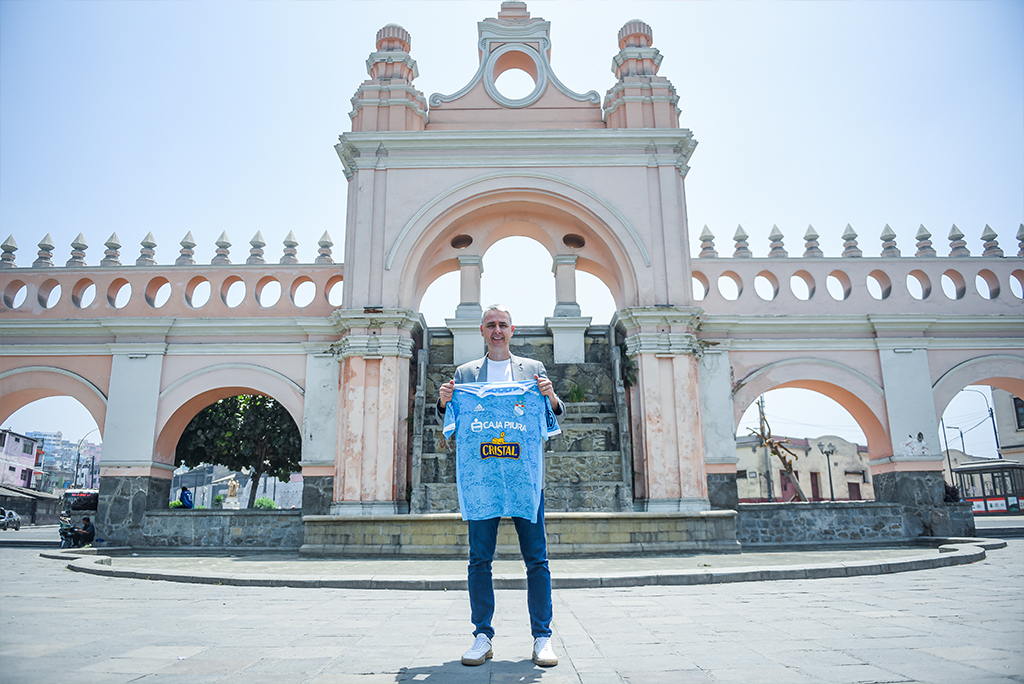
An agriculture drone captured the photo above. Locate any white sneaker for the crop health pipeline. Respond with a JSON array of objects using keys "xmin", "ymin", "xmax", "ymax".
[
  {"xmin": 532, "ymin": 636, "xmax": 557, "ymax": 667},
  {"xmin": 461, "ymin": 634, "xmax": 493, "ymax": 666}
]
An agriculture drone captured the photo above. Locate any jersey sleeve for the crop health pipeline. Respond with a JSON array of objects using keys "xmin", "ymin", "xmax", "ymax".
[
  {"xmin": 540, "ymin": 393, "xmax": 561, "ymax": 439},
  {"xmin": 442, "ymin": 393, "xmax": 457, "ymax": 438}
]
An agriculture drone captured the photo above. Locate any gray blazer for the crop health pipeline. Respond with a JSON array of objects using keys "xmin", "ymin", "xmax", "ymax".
[{"xmin": 435, "ymin": 354, "xmax": 564, "ymax": 423}]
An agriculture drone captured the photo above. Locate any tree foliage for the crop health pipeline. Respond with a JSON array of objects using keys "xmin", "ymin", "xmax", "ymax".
[{"xmin": 175, "ymin": 394, "xmax": 301, "ymax": 509}]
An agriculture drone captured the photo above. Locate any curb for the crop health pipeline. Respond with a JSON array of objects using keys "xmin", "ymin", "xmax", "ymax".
[{"xmin": 41, "ymin": 538, "xmax": 1007, "ymax": 591}]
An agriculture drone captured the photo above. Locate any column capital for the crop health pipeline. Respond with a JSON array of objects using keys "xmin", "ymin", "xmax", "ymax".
[
  {"xmin": 551, "ymin": 254, "xmax": 579, "ymax": 273},
  {"xmin": 612, "ymin": 305, "xmax": 705, "ymax": 335},
  {"xmin": 457, "ymin": 254, "xmax": 484, "ymax": 271},
  {"xmin": 328, "ymin": 308, "xmax": 424, "ymax": 335}
]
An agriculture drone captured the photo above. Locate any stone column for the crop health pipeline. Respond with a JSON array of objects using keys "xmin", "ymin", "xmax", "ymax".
[
  {"xmin": 454, "ymin": 255, "xmax": 483, "ymax": 320},
  {"xmin": 330, "ymin": 309, "xmax": 423, "ymax": 515},
  {"xmin": 614, "ymin": 306, "xmax": 710, "ymax": 512},
  {"xmin": 552, "ymin": 255, "xmax": 582, "ymax": 317},
  {"xmin": 96, "ymin": 342, "xmax": 171, "ymax": 546},
  {"xmin": 447, "ymin": 255, "xmax": 486, "ymax": 365},
  {"xmin": 870, "ymin": 326, "xmax": 971, "ymax": 536},
  {"xmin": 698, "ymin": 342, "xmax": 739, "ymax": 510},
  {"xmin": 299, "ymin": 345, "xmax": 340, "ymax": 515}
]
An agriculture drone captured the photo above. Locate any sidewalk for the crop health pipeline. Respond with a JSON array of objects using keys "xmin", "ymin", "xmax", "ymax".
[{"xmin": 1, "ymin": 540, "xmax": 1021, "ymax": 683}]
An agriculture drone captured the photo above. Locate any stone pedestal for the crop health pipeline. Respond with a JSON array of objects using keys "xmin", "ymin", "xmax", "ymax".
[
  {"xmin": 97, "ymin": 473, "xmax": 172, "ymax": 546},
  {"xmin": 446, "ymin": 317, "xmax": 484, "ymax": 366},
  {"xmin": 301, "ymin": 475, "xmax": 335, "ymax": 515},
  {"xmin": 544, "ymin": 316, "xmax": 592, "ymax": 364}
]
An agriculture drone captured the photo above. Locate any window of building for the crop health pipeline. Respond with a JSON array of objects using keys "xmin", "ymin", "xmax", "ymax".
[
  {"xmin": 1014, "ymin": 397, "xmax": 1024, "ymax": 431},
  {"xmin": 736, "ymin": 470, "xmax": 747, "ymax": 479},
  {"xmin": 0, "ymin": 432, "xmax": 6, "ymax": 447},
  {"xmin": 22, "ymin": 440, "xmax": 33, "ymax": 455},
  {"xmin": 848, "ymin": 482, "xmax": 862, "ymax": 500},
  {"xmin": 8, "ymin": 466, "xmax": 15, "ymax": 472},
  {"xmin": 810, "ymin": 472, "xmax": 821, "ymax": 500}
]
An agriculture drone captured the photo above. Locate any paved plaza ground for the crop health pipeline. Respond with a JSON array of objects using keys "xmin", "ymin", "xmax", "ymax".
[{"xmin": 1, "ymin": 535, "xmax": 1021, "ymax": 684}]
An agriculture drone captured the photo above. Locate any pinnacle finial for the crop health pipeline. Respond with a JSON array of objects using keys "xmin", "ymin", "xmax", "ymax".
[{"xmin": 948, "ymin": 224, "xmax": 969, "ymax": 257}]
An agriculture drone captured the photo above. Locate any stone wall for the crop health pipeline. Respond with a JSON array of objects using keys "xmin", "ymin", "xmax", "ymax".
[
  {"xmin": 301, "ymin": 475, "xmax": 334, "ymax": 515},
  {"xmin": 97, "ymin": 475, "xmax": 171, "ymax": 546},
  {"xmin": 302, "ymin": 510, "xmax": 739, "ymax": 557},
  {"xmin": 707, "ymin": 473, "xmax": 738, "ymax": 511},
  {"xmin": 737, "ymin": 500, "xmax": 976, "ymax": 545},
  {"xmin": 137, "ymin": 510, "xmax": 303, "ymax": 550}
]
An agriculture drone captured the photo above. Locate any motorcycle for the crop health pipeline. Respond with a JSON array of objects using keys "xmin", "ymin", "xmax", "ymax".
[{"xmin": 59, "ymin": 515, "xmax": 80, "ymax": 549}]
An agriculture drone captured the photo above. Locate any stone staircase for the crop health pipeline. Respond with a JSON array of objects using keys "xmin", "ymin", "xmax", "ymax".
[{"xmin": 409, "ymin": 326, "xmax": 633, "ymax": 514}]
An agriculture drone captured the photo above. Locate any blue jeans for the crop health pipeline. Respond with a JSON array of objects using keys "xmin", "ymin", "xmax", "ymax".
[{"xmin": 467, "ymin": 496, "xmax": 552, "ymax": 639}]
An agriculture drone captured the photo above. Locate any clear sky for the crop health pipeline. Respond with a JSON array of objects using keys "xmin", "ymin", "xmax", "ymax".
[{"xmin": 1, "ymin": 1, "xmax": 1021, "ymax": 454}]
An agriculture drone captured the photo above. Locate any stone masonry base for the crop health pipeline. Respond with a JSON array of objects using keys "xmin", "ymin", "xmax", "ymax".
[{"xmin": 300, "ymin": 510, "xmax": 740, "ymax": 558}]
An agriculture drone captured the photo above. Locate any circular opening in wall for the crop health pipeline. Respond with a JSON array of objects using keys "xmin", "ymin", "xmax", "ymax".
[
  {"xmin": 38, "ymin": 279, "xmax": 61, "ymax": 309},
  {"xmin": 866, "ymin": 270, "xmax": 892, "ymax": 300},
  {"xmin": 692, "ymin": 272, "xmax": 708, "ymax": 301},
  {"xmin": 1011, "ymin": 270, "xmax": 1024, "ymax": 299},
  {"xmin": 256, "ymin": 276, "xmax": 281, "ymax": 308},
  {"xmin": 107, "ymin": 279, "xmax": 132, "ymax": 309},
  {"xmin": 291, "ymin": 276, "xmax": 316, "ymax": 308},
  {"xmin": 326, "ymin": 275, "xmax": 344, "ymax": 307},
  {"xmin": 450, "ymin": 234, "xmax": 473, "ymax": 249},
  {"xmin": 562, "ymin": 234, "xmax": 586, "ymax": 249},
  {"xmin": 976, "ymin": 269, "xmax": 999, "ymax": 300},
  {"xmin": 718, "ymin": 271, "xmax": 742, "ymax": 301},
  {"xmin": 145, "ymin": 277, "xmax": 171, "ymax": 308},
  {"xmin": 494, "ymin": 68, "xmax": 536, "ymax": 100},
  {"xmin": 826, "ymin": 270, "xmax": 852, "ymax": 301},
  {"xmin": 754, "ymin": 271, "xmax": 779, "ymax": 301},
  {"xmin": 790, "ymin": 271, "xmax": 815, "ymax": 300},
  {"xmin": 186, "ymin": 276, "xmax": 211, "ymax": 308},
  {"xmin": 221, "ymin": 276, "xmax": 246, "ymax": 308},
  {"xmin": 906, "ymin": 270, "xmax": 931, "ymax": 300},
  {"xmin": 3, "ymin": 280, "xmax": 27, "ymax": 309},
  {"xmin": 72, "ymin": 279, "xmax": 96, "ymax": 309},
  {"xmin": 941, "ymin": 270, "xmax": 966, "ymax": 300}
]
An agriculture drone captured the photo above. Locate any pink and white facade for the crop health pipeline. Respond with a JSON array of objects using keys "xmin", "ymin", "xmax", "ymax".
[{"xmin": 1, "ymin": 2, "xmax": 1021, "ymax": 543}]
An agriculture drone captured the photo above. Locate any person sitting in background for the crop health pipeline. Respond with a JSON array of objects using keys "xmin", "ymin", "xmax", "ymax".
[
  {"xmin": 72, "ymin": 516, "xmax": 95, "ymax": 547},
  {"xmin": 179, "ymin": 486, "xmax": 194, "ymax": 509}
]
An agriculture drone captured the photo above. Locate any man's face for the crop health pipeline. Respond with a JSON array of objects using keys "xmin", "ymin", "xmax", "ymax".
[{"xmin": 480, "ymin": 309, "xmax": 514, "ymax": 357}]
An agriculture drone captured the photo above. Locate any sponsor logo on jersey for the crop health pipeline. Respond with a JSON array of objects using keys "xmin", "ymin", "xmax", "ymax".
[
  {"xmin": 480, "ymin": 432, "xmax": 521, "ymax": 460},
  {"xmin": 471, "ymin": 418, "xmax": 484, "ymax": 433}
]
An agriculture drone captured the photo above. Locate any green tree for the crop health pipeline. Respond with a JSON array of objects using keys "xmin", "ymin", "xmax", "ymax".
[{"xmin": 175, "ymin": 394, "xmax": 301, "ymax": 510}]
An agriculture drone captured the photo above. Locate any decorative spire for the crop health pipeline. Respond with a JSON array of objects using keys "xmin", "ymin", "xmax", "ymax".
[
  {"xmin": 100, "ymin": 233, "xmax": 122, "ymax": 267},
  {"xmin": 280, "ymin": 231, "xmax": 299, "ymax": 265},
  {"xmin": 767, "ymin": 225, "xmax": 788, "ymax": 258},
  {"xmin": 980, "ymin": 225, "xmax": 1003, "ymax": 258},
  {"xmin": 698, "ymin": 225, "xmax": 718, "ymax": 258},
  {"xmin": 135, "ymin": 232, "xmax": 157, "ymax": 266},
  {"xmin": 879, "ymin": 224, "xmax": 900, "ymax": 257},
  {"xmin": 1017, "ymin": 223, "xmax": 1023, "ymax": 258},
  {"xmin": 948, "ymin": 224, "xmax": 969, "ymax": 257},
  {"xmin": 33, "ymin": 234, "xmax": 55, "ymax": 268},
  {"xmin": 914, "ymin": 224, "xmax": 936, "ymax": 257},
  {"xmin": 802, "ymin": 225, "xmax": 823, "ymax": 258},
  {"xmin": 348, "ymin": 23, "xmax": 425, "ymax": 132},
  {"xmin": 604, "ymin": 18, "xmax": 679, "ymax": 130},
  {"xmin": 0, "ymin": 235, "xmax": 17, "ymax": 269},
  {"xmin": 176, "ymin": 232, "xmax": 196, "ymax": 266},
  {"xmin": 841, "ymin": 224, "xmax": 862, "ymax": 258},
  {"xmin": 246, "ymin": 231, "xmax": 266, "ymax": 265},
  {"xmin": 732, "ymin": 225, "xmax": 752, "ymax": 258},
  {"xmin": 66, "ymin": 233, "xmax": 89, "ymax": 267},
  {"xmin": 315, "ymin": 231, "xmax": 334, "ymax": 265},
  {"xmin": 211, "ymin": 231, "xmax": 231, "ymax": 265}
]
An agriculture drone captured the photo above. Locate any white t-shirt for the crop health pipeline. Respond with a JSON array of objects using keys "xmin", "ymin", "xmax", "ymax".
[{"xmin": 485, "ymin": 357, "xmax": 514, "ymax": 383}]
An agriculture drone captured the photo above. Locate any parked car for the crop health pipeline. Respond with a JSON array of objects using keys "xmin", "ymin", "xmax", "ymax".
[{"xmin": 0, "ymin": 509, "xmax": 22, "ymax": 531}]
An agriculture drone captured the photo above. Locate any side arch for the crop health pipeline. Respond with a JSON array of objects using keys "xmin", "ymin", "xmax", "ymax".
[
  {"xmin": 732, "ymin": 357, "xmax": 891, "ymax": 460},
  {"xmin": 932, "ymin": 354, "xmax": 1024, "ymax": 417},
  {"xmin": 153, "ymin": 363, "xmax": 305, "ymax": 466},
  {"xmin": 0, "ymin": 366, "xmax": 108, "ymax": 435}
]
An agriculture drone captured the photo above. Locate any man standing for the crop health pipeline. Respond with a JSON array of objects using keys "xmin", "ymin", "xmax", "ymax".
[{"xmin": 437, "ymin": 304, "xmax": 564, "ymax": 668}]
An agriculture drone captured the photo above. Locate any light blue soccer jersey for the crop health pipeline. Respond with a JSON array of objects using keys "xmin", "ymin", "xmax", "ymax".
[{"xmin": 442, "ymin": 381, "xmax": 561, "ymax": 523}]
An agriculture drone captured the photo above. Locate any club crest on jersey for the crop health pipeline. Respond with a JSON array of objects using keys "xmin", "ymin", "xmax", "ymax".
[
  {"xmin": 513, "ymin": 399, "xmax": 526, "ymax": 416},
  {"xmin": 480, "ymin": 432, "xmax": 521, "ymax": 460}
]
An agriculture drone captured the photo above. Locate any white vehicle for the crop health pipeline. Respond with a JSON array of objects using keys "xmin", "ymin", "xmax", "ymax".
[{"xmin": 0, "ymin": 509, "xmax": 22, "ymax": 531}]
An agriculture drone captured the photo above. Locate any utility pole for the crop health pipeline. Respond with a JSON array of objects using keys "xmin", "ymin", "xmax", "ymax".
[{"xmin": 758, "ymin": 395, "xmax": 774, "ymax": 502}]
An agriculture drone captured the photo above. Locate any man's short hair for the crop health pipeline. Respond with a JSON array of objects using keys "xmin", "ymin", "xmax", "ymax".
[
  {"xmin": 481, "ymin": 304, "xmax": 512, "ymax": 326},
  {"xmin": 83, "ymin": 517, "xmax": 90, "ymax": 522}
]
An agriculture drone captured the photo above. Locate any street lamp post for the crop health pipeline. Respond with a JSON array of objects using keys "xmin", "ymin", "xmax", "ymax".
[
  {"xmin": 817, "ymin": 441, "xmax": 836, "ymax": 501},
  {"xmin": 961, "ymin": 387, "xmax": 1001, "ymax": 458},
  {"xmin": 946, "ymin": 425, "xmax": 967, "ymax": 455},
  {"xmin": 73, "ymin": 428, "xmax": 99, "ymax": 488}
]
